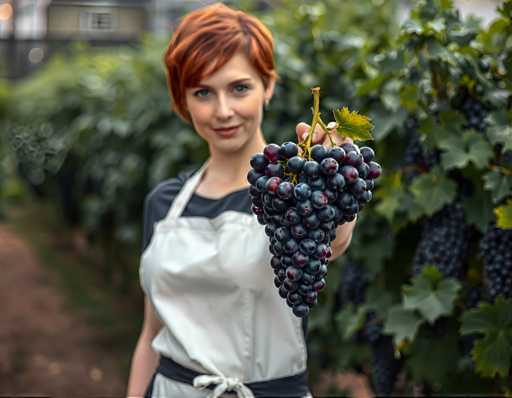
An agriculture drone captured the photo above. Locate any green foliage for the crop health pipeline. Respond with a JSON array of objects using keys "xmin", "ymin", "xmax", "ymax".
[
  {"xmin": 461, "ymin": 298, "xmax": 512, "ymax": 378},
  {"xmin": 5, "ymin": 0, "xmax": 512, "ymax": 393}
]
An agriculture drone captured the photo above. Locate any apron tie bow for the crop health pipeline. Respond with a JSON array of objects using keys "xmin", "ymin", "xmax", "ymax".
[{"xmin": 193, "ymin": 374, "xmax": 255, "ymax": 398}]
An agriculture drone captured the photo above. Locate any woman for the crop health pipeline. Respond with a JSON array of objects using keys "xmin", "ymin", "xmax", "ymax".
[{"xmin": 126, "ymin": 3, "xmax": 357, "ymax": 398}]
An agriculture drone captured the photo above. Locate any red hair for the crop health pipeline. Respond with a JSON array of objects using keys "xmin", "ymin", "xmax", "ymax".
[{"xmin": 163, "ymin": 2, "xmax": 278, "ymax": 123}]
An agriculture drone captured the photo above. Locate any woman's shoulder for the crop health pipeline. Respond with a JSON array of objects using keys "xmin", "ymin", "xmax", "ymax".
[{"xmin": 145, "ymin": 167, "xmax": 199, "ymax": 210}]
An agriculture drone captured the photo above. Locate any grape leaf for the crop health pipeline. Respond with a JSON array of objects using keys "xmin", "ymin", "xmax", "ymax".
[
  {"xmin": 483, "ymin": 171, "xmax": 512, "ymax": 203},
  {"xmin": 383, "ymin": 305, "xmax": 423, "ymax": 346},
  {"xmin": 487, "ymin": 125, "xmax": 512, "ymax": 153},
  {"xmin": 409, "ymin": 166, "xmax": 457, "ymax": 216},
  {"xmin": 461, "ymin": 298, "xmax": 512, "ymax": 378},
  {"xmin": 335, "ymin": 304, "xmax": 367, "ymax": 340},
  {"xmin": 495, "ymin": 199, "xmax": 512, "ymax": 229},
  {"xmin": 333, "ymin": 106, "xmax": 374, "ymax": 141},
  {"xmin": 438, "ymin": 131, "xmax": 494, "ymax": 170},
  {"xmin": 406, "ymin": 332, "xmax": 460, "ymax": 385},
  {"xmin": 403, "ymin": 266, "xmax": 462, "ymax": 324},
  {"xmin": 462, "ymin": 189, "xmax": 495, "ymax": 233}
]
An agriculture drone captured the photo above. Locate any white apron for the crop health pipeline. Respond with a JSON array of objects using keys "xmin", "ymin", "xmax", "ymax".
[{"xmin": 139, "ymin": 161, "xmax": 311, "ymax": 398}]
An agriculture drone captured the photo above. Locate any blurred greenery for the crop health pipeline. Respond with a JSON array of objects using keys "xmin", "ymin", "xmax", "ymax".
[{"xmin": 3, "ymin": 0, "xmax": 512, "ymax": 394}]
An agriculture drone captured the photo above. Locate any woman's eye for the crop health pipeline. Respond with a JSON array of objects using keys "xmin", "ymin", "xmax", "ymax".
[
  {"xmin": 233, "ymin": 84, "xmax": 249, "ymax": 94},
  {"xmin": 194, "ymin": 88, "xmax": 210, "ymax": 97}
]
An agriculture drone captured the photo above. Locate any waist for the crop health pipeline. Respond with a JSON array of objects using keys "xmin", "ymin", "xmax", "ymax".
[{"xmin": 156, "ymin": 354, "xmax": 310, "ymax": 398}]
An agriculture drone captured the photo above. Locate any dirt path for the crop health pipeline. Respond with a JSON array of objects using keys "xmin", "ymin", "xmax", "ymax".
[{"xmin": 0, "ymin": 224, "xmax": 126, "ymax": 397}]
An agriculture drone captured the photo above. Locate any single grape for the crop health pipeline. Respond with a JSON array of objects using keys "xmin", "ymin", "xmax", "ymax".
[
  {"xmin": 303, "ymin": 161, "xmax": 321, "ymax": 178},
  {"xmin": 311, "ymin": 144, "xmax": 328, "ymax": 162},
  {"xmin": 277, "ymin": 181, "xmax": 294, "ymax": 200},
  {"xmin": 287, "ymin": 156, "xmax": 305, "ymax": 174},
  {"xmin": 360, "ymin": 147, "xmax": 375, "ymax": 162},
  {"xmin": 286, "ymin": 266, "xmax": 304, "ymax": 282},
  {"xmin": 250, "ymin": 153, "xmax": 268, "ymax": 172},
  {"xmin": 340, "ymin": 165, "xmax": 359, "ymax": 183},
  {"xmin": 265, "ymin": 163, "xmax": 284, "ymax": 178},
  {"xmin": 263, "ymin": 143, "xmax": 280, "ymax": 162},
  {"xmin": 328, "ymin": 146, "xmax": 346, "ymax": 163},
  {"xmin": 368, "ymin": 161, "xmax": 382, "ymax": 179},
  {"xmin": 280, "ymin": 141, "xmax": 299, "ymax": 159},
  {"xmin": 294, "ymin": 183, "xmax": 312, "ymax": 201},
  {"xmin": 320, "ymin": 157, "xmax": 339, "ymax": 175}
]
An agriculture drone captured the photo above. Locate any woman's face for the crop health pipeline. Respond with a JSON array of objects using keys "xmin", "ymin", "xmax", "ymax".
[{"xmin": 185, "ymin": 52, "xmax": 275, "ymax": 157}]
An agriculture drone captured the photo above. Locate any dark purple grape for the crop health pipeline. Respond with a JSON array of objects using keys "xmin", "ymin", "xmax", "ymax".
[
  {"xmin": 270, "ymin": 256, "xmax": 281, "ymax": 269},
  {"xmin": 303, "ymin": 213, "xmax": 321, "ymax": 229},
  {"xmin": 272, "ymin": 198, "xmax": 288, "ymax": 213},
  {"xmin": 305, "ymin": 259, "xmax": 322, "ymax": 274},
  {"xmin": 357, "ymin": 162, "xmax": 369, "ymax": 179},
  {"xmin": 277, "ymin": 181, "xmax": 294, "ymax": 200},
  {"xmin": 263, "ymin": 143, "xmax": 280, "ymax": 162},
  {"xmin": 314, "ymin": 244, "xmax": 330, "ymax": 260},
  {"xmin": 265, "ymin": 163, "xmax": 284, "ymax": 177},
  {"xmin": 311, "ymin": 191, "xmax": 328, "ymax": 209},
  {"xmin": 360, "ymin": 147, "xmax": 375, "ymax": 162},
  {"xmin": 294, "ymin": 183, "xmax": 312, "ymax": 201},
  {"xmin": 251, "ymin": 205, "xmax": 264, "ymax": 216},
  {"xmin": 299, "ymin": 239, "xmax": 317, "ymax": 256},
  {"xmin": 327, "ymin": 174, "xmax": 346, "ymax": 191},
  {"xmin": 247, "ymin": 169, "xmax": 264, "ymax": 185},
  {"xmin": 303, "ymin": 291, "xmax": 318, "ymax": 305},
  {"xmin": 328, "ymin": 146, "xmax": 346, "ymax": 163},
  {"xmin": 320, "ymin": 157, "xmax": 339, "ymax": 175},
  {"xmin": 297, "ymin": 200, "xmax": 313, "ymax": 217},
  {"xmin": 301, "ymin": 272, "xmax": 316, "ymax": 285},
  {"xmin": 250, "ymin": 153, "xmax": 268, "ymax": 172},
  {"xmin": 368, "ymin": 161, "xmax": 382, "ymax": 179},
  {"xmin": 266, "ymin": 177, "xmax": 281, "ymax": 194},
  {"xmin": 309, "ymin": 177, "xmax": 326, "ymax": 190},
  {"xmin": 274, "ymin": 277, "xmax": 282, "ymax": 288},
  {"xmin": 311, "ymin": 144, "xmax": 328, "ymax": 162},
  {"xmin": 303, "ymin": 161, "xmax": 320, "ymax": 178},
  {"xmin": 307, "ymin": 229, "xmax": 326, "ymax": 243},
  {"xmin": 346, "ymin": 151, "xmax": 363, "ymax": 167},
  {"xmin": 365, "ymin": 179, "xmax": 375, "ymax": 190},
  {"xmin": 340, "ymin": 165, "xmax": 359, "ymax": 183},
  {"xmin": 313, "ymin": 278, "xmax": 326, "ymax": 292},
  {"xmin": 317, "ymin": 205, "xmax": 336, "ymax": 222},
  {"xmin": 292, "ymin": 303, "xmax": 310, "ymax": 317},
  {"xmin": 292, "ymin": 251, "xmax": 309, "ymax": 268},
  {"xmin": 324, "ymin": 189, "xmax": 337, "ymax": 203},
  {"xmin": 276, "ymin": 268, "xmax": 286, "ymax": 281},
  {"xmin": 255, "ymin": 176, "xmax": 270, "ymax": 192},
  {"xmin": 286, "ymin": 266, "xmax": 303, "ymax": 282},
  {"xmin": 274, "ymin": 226, "xmax": 290, "ymax": 242},
  {"xmin": 287, "ymin": 156, "xmax": 305, "ymax": 174},
  {"xmin": 283, "ymin": 278, "xmax": 299, "ymax": 292},
  {"xmin": 287, "ymin": 292, "xmax": 303, "ymax": 305},
  {"xmin": 278, "ymin": 285, "xmax": 288, "ymax": 298},
  {"xmin": 317, "ymin": 263, "xmax": 328, "ymax": 277},
  {"xmin": 359, "ymin": 190, "xmax": 373, "ymax": 203},
  {"xmin": 341, "ymin": 142, "xmax": 359, "ymax": 154},
  {"xmin": 290, "ymin": 224, "xmax": 307, "ymax": 239},
  {"xmin": 350, "ymin": 178, "xmax": 367, "ymax": 197},
  {"xmin": 284, "ymin": 208, "xmax": 301, "ymax": 225},
  {"xmin": 280, "ymin": 141, "xmax": 299, "ymax": 159},
  {"xmin": 284, "ymin": 238, "xmax": 299, "ymax": 254},
  {"xmin": 265, "ymin": 223, "xmax": 276, "ymax": 237}
]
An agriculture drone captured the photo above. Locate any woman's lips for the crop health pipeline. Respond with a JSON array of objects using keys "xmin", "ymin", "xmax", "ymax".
[{"xmin": 212, "ymin": 125, "xmax": 241, "ymax": 137}]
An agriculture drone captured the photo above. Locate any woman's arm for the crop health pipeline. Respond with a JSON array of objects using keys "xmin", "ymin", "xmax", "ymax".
[
  {"xmin": 330, "ymin": 215, "xmax": 357, "ymax": 261},
  {"xmin": 126, "ymin": 297, "xmax": 163, "ymax": 398}
]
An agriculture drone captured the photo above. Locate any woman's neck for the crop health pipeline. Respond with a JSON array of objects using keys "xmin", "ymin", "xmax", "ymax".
[{"xmin": 196, "ymin": 134, "xmax": 267, "ymax": 198}]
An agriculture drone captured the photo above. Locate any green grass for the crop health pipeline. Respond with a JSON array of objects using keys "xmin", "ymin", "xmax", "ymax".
[{"xmin": 3, "ymin": 197, "xmax": 144, "ymax": 378}]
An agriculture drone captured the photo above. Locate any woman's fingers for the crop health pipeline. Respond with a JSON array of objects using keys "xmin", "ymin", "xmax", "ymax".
[{"xmin": 295, "ymin": 122, "xmax": 325, "ymax": 144}]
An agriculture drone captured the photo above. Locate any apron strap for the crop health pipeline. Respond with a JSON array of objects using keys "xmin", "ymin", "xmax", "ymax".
[{"xmin": 164, "ymin": 160, "xmax": 209, "ymax": 222}]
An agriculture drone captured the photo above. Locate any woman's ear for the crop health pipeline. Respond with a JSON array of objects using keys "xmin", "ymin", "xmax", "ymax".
[{"xmin": 264, "ymin": 76, "xmax": 276, "ymax": 104}]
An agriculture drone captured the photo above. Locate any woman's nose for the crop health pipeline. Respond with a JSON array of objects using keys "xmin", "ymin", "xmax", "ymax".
[{"xmin": 215, "ymin": 94, "xmax": 235, "ymax": 119}]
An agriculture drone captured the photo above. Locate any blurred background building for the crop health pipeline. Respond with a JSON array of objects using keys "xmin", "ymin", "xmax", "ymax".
[{"xmin": 0, "ymin": 0, "xmax": 502, "ymax": 80}]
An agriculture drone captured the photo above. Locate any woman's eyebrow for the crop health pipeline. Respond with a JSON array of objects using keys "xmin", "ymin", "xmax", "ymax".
[{"xmin": 194, "ymin": 78, "xmax": 253, "ymax": 88}]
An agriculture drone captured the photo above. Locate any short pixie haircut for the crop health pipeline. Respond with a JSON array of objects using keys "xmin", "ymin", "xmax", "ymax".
[{"xmin": 163, "ymin": 2, "xmax": 278, "ymax": 123}]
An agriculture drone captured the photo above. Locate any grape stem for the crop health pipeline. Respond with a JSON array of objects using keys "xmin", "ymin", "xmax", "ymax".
[{"xmin": 301, "ymin": 87, "xmax": 337, "ymax": 159}]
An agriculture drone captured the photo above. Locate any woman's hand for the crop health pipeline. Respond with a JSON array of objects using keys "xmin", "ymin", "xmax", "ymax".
[
  {"xmin": 295, "ymin": 121, "xmax": 358, "ymax": 260},
  {"xmin": 295, "ymin": 122, "xmax": 353, "ymax": 148}
]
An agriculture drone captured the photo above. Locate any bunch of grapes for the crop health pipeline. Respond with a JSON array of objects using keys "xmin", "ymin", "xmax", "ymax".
[
  {"xmin": 402, "ymin": 115, "xmax": 439, "ymax": 183},
  {"xmin": 452, "ymin": 88, "xmax": 489, "ymax": 133},
  {"xmin": 480, "ymin": 226, "xmax": 512, "ymax": 301},
  {"xmin": 247, "ymin": 140, "xmax": 381, "ymax": 317},
  {"xmin": 334, "ymin": 261, "xmax": 368, "ymax": 312},
  {"xmin": 370, "ymin": 335, "xmax": 401, "ymax": 396},
  {"xmin": 412, "ymin": 202, "xmax": 471, "ymax": 279}
]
